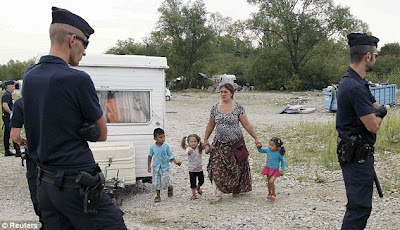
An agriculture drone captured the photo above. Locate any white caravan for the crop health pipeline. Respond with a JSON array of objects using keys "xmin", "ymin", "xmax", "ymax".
[{"xmin": 73, "ymin": 54, "xmax": 168, "ymax": 185}]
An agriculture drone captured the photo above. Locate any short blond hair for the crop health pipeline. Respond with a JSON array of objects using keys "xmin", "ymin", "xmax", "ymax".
[{"xmin": 49, "ymin": 23, "xmax": 83, "ymax": 46}]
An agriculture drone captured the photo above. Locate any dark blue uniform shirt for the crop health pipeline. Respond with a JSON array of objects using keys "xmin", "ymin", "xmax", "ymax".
[
  {"xmin": 2, "ymin": 90, "xmax": 13, "ymax": 115},
  {"xmin": 336, "ymin": 67, "xmax": 376, "ymax": 145},
  {"xmin": 22, "ymin": 55, "xmax": 103, "ymax": 168},
  {"xmin": 10, "ymin": 98, "xmax": 23, "ymax": 128}
]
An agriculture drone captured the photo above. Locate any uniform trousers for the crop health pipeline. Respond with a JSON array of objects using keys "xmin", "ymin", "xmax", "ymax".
[
  {"xmin": 37, "ymin": 173, "xmax": 127, "ymax": 230},
  {"xmin": 2, "ymin": 116, "xmax": 20, "ymax": 152},
  {"xmin": 340, "ymin": 154, "xmax": 374, "ymax": 230}
]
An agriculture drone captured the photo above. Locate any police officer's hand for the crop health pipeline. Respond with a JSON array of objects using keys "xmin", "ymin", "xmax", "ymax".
[{"xmin": 375, "ymin": 105, "xmax": 387, "ymax": 119}]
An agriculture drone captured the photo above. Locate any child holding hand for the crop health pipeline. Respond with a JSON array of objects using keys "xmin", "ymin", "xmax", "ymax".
[
  {"xmin": 257, "ymin": 137, "xmax": 286, "ymax": 201},
  {"xmin": 181, "ymin": 134, "xmax": 204, "ymax": 200},
  {"xmin": 148, "ymin": 128, "xmax": 181, "ymax": 203}
]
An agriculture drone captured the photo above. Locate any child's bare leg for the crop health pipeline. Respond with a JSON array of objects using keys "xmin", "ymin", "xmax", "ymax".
[
  {"xmin": 191, "ymin": 188, "xmax": 197, "ymax": 200},
  {"xmin": 267, "ymin": 176, "xmax": 272, "ymax": 195},
  {"xmin": 269, "ymin": 176, "xmax": 276, "ymax": 195},
  {"xmin": 196, "ymin": 185, "xmax": 203, "ymax": 195}
]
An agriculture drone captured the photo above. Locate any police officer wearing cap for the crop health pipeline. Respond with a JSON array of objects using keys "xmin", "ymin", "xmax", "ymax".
[
  {"xmin": 2, "ymin": 80, "xmax": 22, "ymax": 157},
  {"xmin": 336, "ymin": 33, "xmax": 386, "ymax": 229},
  {"xmin": 22, "ymin": 7, "xmax": 126, "ymax": 229}
]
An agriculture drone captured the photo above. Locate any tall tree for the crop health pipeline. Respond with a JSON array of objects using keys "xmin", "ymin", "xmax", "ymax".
[
  {"xmin": 157, "ymin": 0, "xmax": 213, "ymax": 87},
  {"xmin": 247, "ymin": 0, "xmax": 366, "ymax": 85}
]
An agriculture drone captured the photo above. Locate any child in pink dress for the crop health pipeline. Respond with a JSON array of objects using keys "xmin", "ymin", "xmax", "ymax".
[{"xmin": 257, "ymin": 137, "xmax": 286, "ymax": 201}]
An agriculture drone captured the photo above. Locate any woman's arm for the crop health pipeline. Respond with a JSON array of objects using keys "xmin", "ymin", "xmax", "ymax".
[
  {"xmin": 204, "ymin": 118, "xmax": 215, "ymax": 153},
  {"xmin": 239, "ymin": 114, "xmax": 262, "ymax": 147}
]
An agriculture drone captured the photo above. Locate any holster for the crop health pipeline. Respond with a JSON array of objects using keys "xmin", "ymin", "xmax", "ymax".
[
  {"xmin": 337, "ymin": 133, "xmax": 359, "ymax": 164},
  {"xmin": 337, "ymin": 132, "xmax": 374, "ymax": 164},
  {"xmin": 76, "ymin": 170, "xmax": 105, "ymax": 214},
  {"xmin": 355, "ymin": 144, "xmax": 374, "ymax": 163}
]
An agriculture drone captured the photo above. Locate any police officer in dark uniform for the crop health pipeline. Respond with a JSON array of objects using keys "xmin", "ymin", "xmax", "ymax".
[
  {"xmin": 22, "ymin": 7, "xmax": 126, "ymax": 229},
  {"xmin": 10, "ymin": 64, "xmax": 40, "ymax": 218},
  {"xmin": 2, "ymin": 80, "xmax": 21, "ymax": 157},
  {"xmin": 336, "ymin": 33, "xmax": 386, "ymax": 230}
]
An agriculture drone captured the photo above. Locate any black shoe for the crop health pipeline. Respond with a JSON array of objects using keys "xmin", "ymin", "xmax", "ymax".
[
  {"xmin": 15, "ymin": 150, "xmax": 22, "ymax": 157},
  {"xmin": 4, "ymin": 150, "xmax": 13, "ymax": 157}
]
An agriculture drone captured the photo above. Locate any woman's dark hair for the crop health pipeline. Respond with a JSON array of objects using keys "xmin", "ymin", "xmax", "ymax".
[
  {"xmin": 219, "ymin": 83, "xmax": 235, "ymax": 99},
  {"xmin": 270, "ymin": 137, "xmax": 285, "ymax": 155},
  {"xmin": 181, "ymin": 134, "xmax": 203, "ymax": 153},
  {"xmin": 349, "ymin": 45, "xmax": 376, "ymax": 63}
]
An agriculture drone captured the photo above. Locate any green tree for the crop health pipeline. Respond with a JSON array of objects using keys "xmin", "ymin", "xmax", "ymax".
[
  {"xmin": 247, "ymin": 0, "xmax": 366, "ymax": 89},
  {"xmin": 0, "ymin": 58, "xmax": 35, "ymax": 81},
  {"xmin": 157, "ymin": 0, "xmax": 214, "ymax": 87},
  {"xmin": 380, "ymin": 43, "xmax": 400, "ymax": 56}
]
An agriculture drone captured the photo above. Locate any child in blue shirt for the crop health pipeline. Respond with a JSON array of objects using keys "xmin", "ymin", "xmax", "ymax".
[
  {"xmin": 257, "ymin": 137, "xmax": 286, "ymax": 201},
  {"xmin": 148, "ymin": 128, "xmax": 181, "ymax": 203}
]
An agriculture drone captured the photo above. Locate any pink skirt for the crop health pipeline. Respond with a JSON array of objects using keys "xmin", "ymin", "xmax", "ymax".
[{"xmin": 261, "ymin": 166, "xmax": 280, "ymax": 178}]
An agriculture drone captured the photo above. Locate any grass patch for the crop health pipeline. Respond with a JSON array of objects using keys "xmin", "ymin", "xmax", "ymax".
[{"xmin": 251, "ymin": 109, "xmax": 400, "ymax": 193}]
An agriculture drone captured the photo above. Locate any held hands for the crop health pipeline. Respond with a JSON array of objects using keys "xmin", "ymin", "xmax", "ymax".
[
  {"xmin": 187, "ymin": 150, "xmax": 194, "ymax": 155},
  {"xmin": 18, "ymin": 137, "xmax": 27, "ymax": 147},
  {"xmin": 279, "ymin": 170, "xmax": 284, "ymax": 176},
  {"xmin": 255, "ymin": 139, "xmax": 262, "ymax": 148},
  {"xmin": 204, "ymin": 143, "xmax": 211, "ymax": 154},
  {"xmin": 173, "ymin": 158, "xmax": 182, "ymax": 166}
]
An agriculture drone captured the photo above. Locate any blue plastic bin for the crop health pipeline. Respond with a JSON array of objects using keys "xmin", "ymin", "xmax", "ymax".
[
  {"xmin": 370, "ymin": 84, "xmax": 397, "ymax": 106},
  {"xmin": 323, "ymin": 88, "xmax": 337, "ymax": 112},
  {"xmin": 323, "ymin": 84, "xmax": 397, "ymax": 112}
]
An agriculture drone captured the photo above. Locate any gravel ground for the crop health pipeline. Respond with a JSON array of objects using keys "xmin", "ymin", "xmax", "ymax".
[{"xmin": 0, "ymin": 91, "xmax": 399, "ymax": 229}]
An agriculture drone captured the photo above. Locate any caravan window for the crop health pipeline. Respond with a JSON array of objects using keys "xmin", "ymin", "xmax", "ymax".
[{"xmin": 97, "ymin": 91, "xmax": 151, "ymax": 123}]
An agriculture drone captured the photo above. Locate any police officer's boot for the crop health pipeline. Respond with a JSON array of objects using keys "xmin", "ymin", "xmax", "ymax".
[
  {"xmin": 4, "ymin": 149, "xmax": 13, "ymax": 156},
  {"xmin": 15, "ymin": 149, "xmax": 22, "ymax": 157}
]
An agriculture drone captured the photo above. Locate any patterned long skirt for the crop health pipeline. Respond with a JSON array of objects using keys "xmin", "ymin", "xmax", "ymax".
[{"xmin": 207, "ymin": 137, "xmax": 252, "ymax": 194}]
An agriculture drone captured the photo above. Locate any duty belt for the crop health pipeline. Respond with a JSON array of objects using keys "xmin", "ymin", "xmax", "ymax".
[{"xmin": 37, "ymin": 167, "xmax": 81, "ymax": 188}]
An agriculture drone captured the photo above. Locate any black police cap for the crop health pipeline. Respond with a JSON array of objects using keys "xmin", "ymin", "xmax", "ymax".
[
  {"xmin": 4, "ymin": 81, "xmax": 14, "ymax": 87},
  {"xmin": 51, "ymin": 7, "xmax": 94, "ymax": 38},
  {"xmin": 347, "ymin": 33, "xmax": 379, "ymax": 47}
]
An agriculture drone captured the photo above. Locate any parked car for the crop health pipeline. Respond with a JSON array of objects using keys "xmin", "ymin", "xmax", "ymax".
[{"xmin": 166, "ymin": 88, "xmax": 172, "ymax": 101}]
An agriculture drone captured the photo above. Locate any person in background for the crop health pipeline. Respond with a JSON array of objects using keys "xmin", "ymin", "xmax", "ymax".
[
  {"xmin": 181, "ymin": 134, "xmax": 204, "ymax": 200},
  {"xmin": 2, "ymin": 80, "xmax": 21, "ymax": 157},
  {"xmin": 10, "ymin": 64, "xmax": 40, "ymax": 218},
  {"xmin": 148, "ymin": 128, "xmax": 182, "ymax": 203},
  {"xmin": 204, "ymin": 83, "xmax": 262, "ymax": 204},
  {"xmin": 257, "ymin": 137, "xmax": 286, "ymax": 201}
]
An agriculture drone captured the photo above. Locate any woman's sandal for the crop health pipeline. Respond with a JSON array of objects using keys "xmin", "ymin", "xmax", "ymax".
[
  {"xmin": 209, "ymin": 196, "xmax": 222, "ymax": 204},
  {"xmin": 197, "ymin": 188, "xmax": 203, "ymax": 195},
  {"xmin": 190, "ymin": 195, "xmax": 197, "ymax": 200}
]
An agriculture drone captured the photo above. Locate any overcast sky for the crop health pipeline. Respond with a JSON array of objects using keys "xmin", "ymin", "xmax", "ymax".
[{"xmin": 0, "ymin": 0, "xmax": 399, "ymax": 64}]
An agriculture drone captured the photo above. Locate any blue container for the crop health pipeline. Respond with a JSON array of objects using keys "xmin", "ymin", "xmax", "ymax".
[
  {"xmin": 323, "ymin": 84, "xmax": 397, "ymax": 112},
  {"xmin": 323, "ymin": 88, "xmax": 337, "ymax": 112},
  {"xmin": 370, "ymin": 84, "xmax": 397, "ymax": 106}
]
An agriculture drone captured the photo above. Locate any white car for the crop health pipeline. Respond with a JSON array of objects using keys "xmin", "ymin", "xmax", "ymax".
[{"xmin": 166, "ymin": 88, "xmax": 172, "ymax": 101}]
